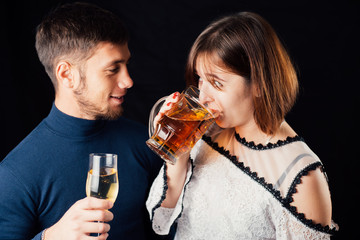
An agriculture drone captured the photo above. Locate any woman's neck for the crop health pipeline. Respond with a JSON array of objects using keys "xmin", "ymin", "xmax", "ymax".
[
  {"xmin": 234, "ymin": 122, "xmax": 271, "ymax": 145},
  {"xmin": 234, "ymin": 120, "xmax": 297, "ymax": 145}
]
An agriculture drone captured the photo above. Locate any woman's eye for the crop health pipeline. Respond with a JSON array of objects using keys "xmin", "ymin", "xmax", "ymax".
[
  {"xmin": 213, "ymin": 80, "xmax": 223, "ymax": 88},
  {"xmin": 209, "ymin": 79, "xmax": 223, "ymax": 90}
]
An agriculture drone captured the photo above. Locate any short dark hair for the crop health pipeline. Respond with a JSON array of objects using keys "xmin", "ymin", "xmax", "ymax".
[
  {"xmin": 35, "ymin": 2, "xmax": 129, "ymax": 89},
  {"xmin": 186, "ymin": 12, "xmax": 298, "ymax": 135}
]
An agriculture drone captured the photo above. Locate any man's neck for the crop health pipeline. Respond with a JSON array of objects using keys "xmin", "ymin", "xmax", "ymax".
[{"xmin": 54, "ymin": 92, "xmax": 93, "ymax": 120}]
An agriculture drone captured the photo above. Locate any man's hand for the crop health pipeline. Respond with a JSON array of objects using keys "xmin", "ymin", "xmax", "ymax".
[{"xmin": 44, "ymin": 197, "xmax": 114, "ymax": 240}]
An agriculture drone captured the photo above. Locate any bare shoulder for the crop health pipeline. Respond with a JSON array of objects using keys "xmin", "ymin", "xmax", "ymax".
[{"xmin": 291, "ymin": 167, "xmax": 332, "ymax": 226}]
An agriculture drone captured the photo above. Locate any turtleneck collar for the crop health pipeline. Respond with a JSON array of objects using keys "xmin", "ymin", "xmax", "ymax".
[{"xmin": 44, "ymin": 103, "xmax": 106, "ymax": 138}]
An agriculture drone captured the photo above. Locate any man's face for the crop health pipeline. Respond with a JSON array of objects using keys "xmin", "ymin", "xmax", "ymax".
[{"xmin": 74, "ymin": 42, "xmax": 133, "ymax": 120}]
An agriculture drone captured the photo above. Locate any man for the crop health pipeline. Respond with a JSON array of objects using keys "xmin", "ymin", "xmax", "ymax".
[{"xmin": 0, "ymin": 2, "xmax": 163, "ymax": 239}]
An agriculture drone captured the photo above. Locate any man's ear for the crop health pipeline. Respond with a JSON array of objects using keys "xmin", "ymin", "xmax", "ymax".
[{"xmin": 56, "ymin": 61, "xmax": 74, "ymax": 88}]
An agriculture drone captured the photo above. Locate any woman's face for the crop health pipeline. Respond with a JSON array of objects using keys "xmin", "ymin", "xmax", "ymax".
[{"xmin": 195, "ymin": 55, "xmax": 256, "ymax": 129}]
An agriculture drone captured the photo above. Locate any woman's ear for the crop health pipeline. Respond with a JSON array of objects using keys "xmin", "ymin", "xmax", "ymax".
[
  {"xmin": 252, "ymin": 83, "xmax": 261, "ymax": 98},
  {"xmin": 56, "ymin": 61, "xmax": 74, "ymax": 88}
]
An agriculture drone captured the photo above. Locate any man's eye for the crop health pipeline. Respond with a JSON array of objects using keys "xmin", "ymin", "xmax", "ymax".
[{"xmin": 108, "ymin": 67, "xmax": 119, "ymax": 73}]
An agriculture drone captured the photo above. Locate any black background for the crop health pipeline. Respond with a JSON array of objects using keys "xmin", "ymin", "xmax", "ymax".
[{"xmin": 1, "ymin": 0, "xmax": 359, "ymax": 239}]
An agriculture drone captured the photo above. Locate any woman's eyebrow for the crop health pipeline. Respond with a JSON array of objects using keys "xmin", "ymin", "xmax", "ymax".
[{"xmin": 205, "ymin": 73, "xmax": 226, "ymax": 82}]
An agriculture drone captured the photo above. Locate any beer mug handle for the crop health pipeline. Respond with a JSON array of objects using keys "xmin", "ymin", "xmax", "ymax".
[{"xmin": 148, "ymin": 96, "xmax": 168, "ymax": 138}]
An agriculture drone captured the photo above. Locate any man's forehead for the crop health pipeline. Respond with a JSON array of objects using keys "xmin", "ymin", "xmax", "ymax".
[{"xmin": 87, "ymin": 42, "xmax": 130, "ymax": 65}]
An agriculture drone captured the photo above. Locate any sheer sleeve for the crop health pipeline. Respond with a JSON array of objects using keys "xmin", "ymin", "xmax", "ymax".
[{"xmin": 146, "ymin": 160, "xmax": 194, "ymax": 235}]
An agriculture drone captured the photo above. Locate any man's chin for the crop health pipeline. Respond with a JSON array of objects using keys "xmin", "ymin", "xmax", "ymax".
[{"xmin": 95, "ymin": 107, "xmax": 123, "ymax": 120}]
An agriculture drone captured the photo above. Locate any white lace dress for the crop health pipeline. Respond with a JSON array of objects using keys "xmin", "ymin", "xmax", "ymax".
[{"xmin": 146, "ymin": 128, "xmax": 337, "ymax": 239}]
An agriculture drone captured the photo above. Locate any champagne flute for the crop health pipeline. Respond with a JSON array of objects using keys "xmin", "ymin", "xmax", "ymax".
[{"xmin": 86, "ymin": 153, "xmax": 119, "ymax": 235}]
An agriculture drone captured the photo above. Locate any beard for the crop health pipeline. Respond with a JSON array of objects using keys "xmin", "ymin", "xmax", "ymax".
[
  {"xmin": 75, "ymin": 94, "xmax": 124, "ymax": 120},
  {"xmin": 73, "ymin": 75, "xmax": 123, "ymax": 120}
]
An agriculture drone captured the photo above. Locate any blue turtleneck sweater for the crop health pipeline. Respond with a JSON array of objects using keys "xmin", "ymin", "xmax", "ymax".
[{"xmin": 0, "ymin": 104, "xmax": 163, "ymax": 240}]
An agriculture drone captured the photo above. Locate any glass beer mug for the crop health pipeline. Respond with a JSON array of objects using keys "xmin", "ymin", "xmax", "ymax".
[{"xmin": 146, "ymin": 86, "xmax": 218, "ymax": 165}]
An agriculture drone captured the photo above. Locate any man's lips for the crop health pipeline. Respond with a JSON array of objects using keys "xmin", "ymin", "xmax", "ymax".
[
  {"xmin": 111, "ymin": 95, "xmax": 123, "ymax": 100},
  {"xmin": 110, "ymin": 95, "xmax": 124, "ymax": 104}
]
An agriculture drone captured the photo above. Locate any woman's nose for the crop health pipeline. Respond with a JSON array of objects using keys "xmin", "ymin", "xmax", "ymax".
[
  {"xmin": 198, "ymin": 83, "xmax": 219, "ymax": 116},
  {"xmin": 198, "ymin": 82, "xmax": 213, "ymax": 105},
  {"xmin": 199, "ymin": 89, "xmax": 213, "ymax": 106}
]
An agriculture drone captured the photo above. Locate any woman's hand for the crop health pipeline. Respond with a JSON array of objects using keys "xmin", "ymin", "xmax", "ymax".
[
  {"xmin": 154, "ymin": 92, "xmax": 192, "ymax": 208},
  {"xmin": 153, "ymin": 92, "xmax": 180, "ymax": 127},
  {"xmin": 151, "ymin": 92, "xmax": 192, "ymax": 208}
]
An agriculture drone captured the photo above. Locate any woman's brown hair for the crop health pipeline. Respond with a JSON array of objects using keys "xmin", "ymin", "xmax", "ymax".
[{"xmin": 186, "ymin": 12, "xmax": 298, "ymax": 135}]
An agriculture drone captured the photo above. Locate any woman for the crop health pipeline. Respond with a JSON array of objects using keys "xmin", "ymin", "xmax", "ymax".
[{"xmin": 146, "ymin": 12, "xmax": 337, "ymax": 239}]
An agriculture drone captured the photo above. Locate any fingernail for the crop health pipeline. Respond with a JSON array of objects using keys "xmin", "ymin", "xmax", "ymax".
[{"xmin": 173, "ymin": 92, "xmax": 179, "ymax": 99}]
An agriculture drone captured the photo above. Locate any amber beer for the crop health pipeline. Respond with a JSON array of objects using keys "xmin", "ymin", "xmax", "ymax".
[{"xmin": 146, "ymin": 88, "xmax": 215, "ymax": 164}]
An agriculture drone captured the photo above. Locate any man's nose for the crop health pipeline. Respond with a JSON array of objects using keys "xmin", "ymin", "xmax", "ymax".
[{"xmin": 118, "ymin": 67, "xmax": 133, "ymax": 89}]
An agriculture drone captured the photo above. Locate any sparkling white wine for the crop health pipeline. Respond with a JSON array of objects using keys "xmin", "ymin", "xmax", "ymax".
[{"xmin": 86, "ymin": 167, "xmax": 118, "ymax": 202}]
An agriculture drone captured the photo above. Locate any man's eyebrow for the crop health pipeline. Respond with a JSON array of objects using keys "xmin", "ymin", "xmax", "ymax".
[
  {"xmin": 105, "ymin": 57, "xmax": 131, "ymax": 67},
  {"xmin": 114, "ymin": 56, "xmax": 131, "ymax": 64}
]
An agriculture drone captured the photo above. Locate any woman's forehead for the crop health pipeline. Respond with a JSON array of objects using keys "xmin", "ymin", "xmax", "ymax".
[{"xmin": 195, "ymin": 53, "xmax": 231, "ymax": 75}]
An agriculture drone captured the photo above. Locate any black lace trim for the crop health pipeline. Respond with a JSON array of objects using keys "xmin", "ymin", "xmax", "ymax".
[
  {"xmin": 150, "ymin": 158, "xmax": 195, "ymax": 224},
  {"xmin": 202, "ymin": 135, "xmax": 337, "ymax": 235},
  {"xmin": 234, "ymin": 132, "xmax": 304, "ymax": 150},
  {"xmin": 150, "ymin": 162, "xmax": 168, "ymax": 222},
  {"xmin": 174, "ymin": 158, "xmax": 195, "ymax": 222}
]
